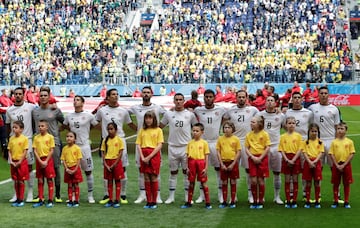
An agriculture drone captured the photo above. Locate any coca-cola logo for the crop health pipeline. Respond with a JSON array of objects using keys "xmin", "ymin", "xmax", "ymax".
[{"xmin": 329, "ymin": 95, "xmax": 350, "ymax": 106}]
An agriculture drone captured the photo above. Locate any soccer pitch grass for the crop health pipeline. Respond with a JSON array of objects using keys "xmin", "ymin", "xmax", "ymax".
[{"xmin": 0, "ymin": 106, "xmax": 359, "ymax": 227}]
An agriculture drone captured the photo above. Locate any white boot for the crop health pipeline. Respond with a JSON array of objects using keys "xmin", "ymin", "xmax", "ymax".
[
  {"xmin": 165, "ymin": 190, "xmax": 175, "ymax": 204},
  {"xmin": 88, "ymin": 191, "xmax": 95, "ymax": 203},
  {"xmin": 134, "ymin": 190, "xmax": 146, "ymax": 204},
  {"xmin": 156, "ymin": 191, "xmax": 163, "ymax": 204},
  {"xmin": 195, "ymin": 189, "xmax": 204, "ymax": 203},
  {"xmin": 9, "ymin": 193, "xmax": 17, "ymax": 203},
  {"xmin": 274, "ymin": 189, "xmax": 284, "ymax": 205}
]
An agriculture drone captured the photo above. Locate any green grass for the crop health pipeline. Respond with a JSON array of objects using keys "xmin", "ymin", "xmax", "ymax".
[{"xmin": 0, "ymin": 107, "xmax": 360, "ymax": 227}]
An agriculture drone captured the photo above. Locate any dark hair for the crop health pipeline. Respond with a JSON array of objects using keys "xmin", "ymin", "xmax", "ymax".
[
  {"xmin": 174, "ymin": 93, "xmax": 184, "ymax": 100},
  {"xmin": 193, "ymin": 122, "xmax": 204, "ymax": 131},
  {"xmin": 223, "ymin": 121, "xmax": 236, "ymax": 133},
  {"xmin": 142, "ymin": 86, "xmax": 153, "ymax": 94},
  {"xmin": 204, "ymin": 89, "xmax": 215, "ymax": 96},
  {"xmin": 14, "ymin": 87, "xmax": 25, "ymax": 94},
  {"xmin": 143, "ymin": 111, "xmax": 158, "ymax": 129},
  {"xmin": 104, "ymin": 122, "xmax": 118, "ymax": 155},
  {"xmin": 74, "ymin": 95, "xmax": 85, "ymax": 103},
  {"xmin": 106, "ymin": 88, "xmax": 118, "ymax": 98},
  {"xmin": 13, "ymin": 120, "xmax": 24, "ymax": 129},
  {"xmin": 306, "ymin": 123, "xmax": 322, "ymax": 145},
  {"xmin": 337, "ymin": 121, "xmax": 348, "ymax": 131},
  {"xmin": 40, "ymin": 86, "xmax": 51, "ymax": 94},
  {"xmin": 67, "ymin": 131, "xmax": 77, "ymax": 139},
  {"xmin": 191, "ymin": 90, "xmax": 198, "ymax": 99},
  {"xmin": 318, "ymin": 86, "xmax": 328, "ymax": 92},
  {"xmin": 236, "ymin": 89, "xmax": 248, "ymax": 97},
  {"xmin": 292, "ymin": 91, "xmax": 302, "ymax": 97}
]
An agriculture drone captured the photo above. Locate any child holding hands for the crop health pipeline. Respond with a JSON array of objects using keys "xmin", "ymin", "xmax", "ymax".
[
  {"xmin": 61, "ymin": 131, "xmax": 83, "ymax": 207},
  {"xmin": 329, "ymin": 122, "xmax": 355, "ymax": 209},
  {"xmin": 8, "ymin": 120, "xmax": 29, "ymax": 207}
]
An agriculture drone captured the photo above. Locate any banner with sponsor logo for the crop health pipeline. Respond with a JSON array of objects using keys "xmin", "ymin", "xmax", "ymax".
[{"xmin": 329, "ymin": 94, "xmax": 360, "ymax": 106}]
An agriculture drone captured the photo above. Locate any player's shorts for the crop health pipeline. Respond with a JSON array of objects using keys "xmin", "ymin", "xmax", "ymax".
[
  {"xmin": 104, "ymin": 159, "xmax": 124, "ymax": 181},
  {"xmin": 64, "ymin": 166, "xmax": 83, "ymax": 184},
  {"xmin": 248, "ymin": 154, "xmax": 269, "ymax": 178},
  {"xmin": 239, "ymin": 142, "xmax": 248, "ymax": 169},
  {"xmin": 281, "ymin": 153, "xmax": 301, "ymax": 175},
  {"xmin": 36, "ymin": 157, "xmax": 56, "ymax": 179},
  {"xmin": 220, "ymin": 161, "xmax": 240, "ymax": 180},
  {"xmin": 302, "ymin": 158, "xmax": 322, "ymax": 181},
  {"xmin": 268, "ymin": 144, "xmax": 281, "ymax": 172},
  {"xmin": 79, "ymin": 144, "xmax": 94, "ymax": 172},
  {"xmin": 27, "ymin": 139, "xmax": 35, "ymax": 165},
  {"xmin": 11, "ymin": 159, "xmax": 29, "ymax": 181},
  {"xmin": 168, "ymin": 145, "xmax": 187, "ymax": 172},
  {"xmin": 52, "ymin": 144, "xmax": 62, "ymax": 169},
  {"xmin": 120, "ymin": 137, "xmax": 129, "ymax": 167},
  {"xmin": 187, "ymin": 158, "xmax": 207, "ymax": 183},
  {"xmin": 322, "ymin": 139, "xmax": 332, "ymax": 166},
  {"xmin": 207, "ymin": 141, "xmax": 220, "ymax": 168},
  {"xmin": 331, "ymin": 163, "xmax": 353, "ymax": 185},
  {"xmin": 140, "ymin": 147, "xmax": 161, "ymax": 175}
]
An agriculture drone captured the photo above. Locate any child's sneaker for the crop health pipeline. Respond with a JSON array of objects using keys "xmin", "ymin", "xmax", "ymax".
[
  {"xmin": 104, "ymin": 201, "xmax": 113, "ymax": 208},
  {"xmin": 229, "ymin": 203, "xmax": 236, "ymax": 209},
  {"xmin": 113, "ymin": 200, "xmax": 120, "ymax": 208},
  {"xmin": 143, "ymin": 203, "xmax": 151, "ymax": 209},
  {"xmin": 181, "ymin": 202, "xmax": 192, "ymax": 209},
  {"xmin": 285, "ymin": 203, "xmax": 291, "ymax": 208},
  {"xmin": 67, "ymin": 201, "xmax": 73, "ymax": 208},
  {"xmin": 150, "ymin": 204, "xmax": 158, "ymax": 209},
  {"xmin": 256, "ymin": 204, "xmax": 264, "ymax": 209},
  {"xmin": 11, "ymin": 201, "xmax": 19, "ymax": 207},
  {"xmin": 291, "ymin": 202, "xmax": 298, "ymax": 209},
  {"xmin": 331, "ymin": 202, "xmax": 338, "ymax": 208},
  {"xmin": 16, "ymin": 201, "xmax": 25, "ymax": 207},
  {"xmin": 344, "ymin": 203, "xmax": 351, "ymax": 209},
  {"xmin": 205, "ymin": 203, "xmax": 212, "ymax": 209},
  {"xmin": 304, "ymin": 202, "xmax": 311, "ymax": 209},
  {"xmin": 32, "ymin": 201, "xmax": 44, "ymax": 208},
  {"xmin": 46, "ymin": 200, "xmax": 54, "ymax": 208},
  {"xmin": 250, "ymin": 203, "xmax": 257, "ymax": 209},
  {"xmin": 72, "ymin": 201, "xmax": 79, "ymax": 208},
  {"xmin": 218, "ymin": 202, "xmax": 227, "ymax": 209},
  {"xmin": 314, "ymin": 202, "xmax": 321, "ymax": 209}
]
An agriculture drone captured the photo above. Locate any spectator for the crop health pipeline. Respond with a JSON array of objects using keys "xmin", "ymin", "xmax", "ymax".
[{"xmin": 184, "ymin": 90, "xmax": 202, "ymax": 110}]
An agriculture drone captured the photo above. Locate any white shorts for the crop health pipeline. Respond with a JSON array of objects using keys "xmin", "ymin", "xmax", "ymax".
[
  {"xmin": 27, "ymin": 139, "xmax": 35, "ymax": 165},
  {"xmin": 168, "ymin": 145, "xmax": 187, "ymax": 172},
  {"xmin": 121, "ymin": 137, "xmax": 129, "ymax": 167},
  {"xmin": 268, "ymin": 144, "xmax": 281, "ymax": 173},
  {"xmin": 79, "ymin": 144, "xmax": 94, "ymax": 172},
  {"xmin": 208, "ymin": 142, "xmax": 220, "ymax": 168},
  {"xmin": 239, "ymin": 142, "xmax": 248, "ymax": 169},
  {"xmin": 322, "ymin": 139, "xmax": 332, "ymax": 166}
]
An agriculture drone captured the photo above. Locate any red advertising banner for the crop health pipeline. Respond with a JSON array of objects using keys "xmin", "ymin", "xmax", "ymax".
[{"xmin": 329, "ymin": 94, "xmax": 360, "ymax": 106}]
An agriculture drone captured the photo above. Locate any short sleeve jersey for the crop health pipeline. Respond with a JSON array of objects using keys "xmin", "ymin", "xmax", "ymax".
[
  {"xmin": 6, "ymin": 102, "xmax": 36, "ymax": 138},
  {"xmin": 186, "ymin": 138, "xmax": 210, "ymax": 160},
  {"xmin": 61, "ymin": 144, "xmax": 83, "ymax": 167},
  {"xmin": 278, "ymin": 132, "xmax": 303, "ymax": 154},
  {"xmin": 194, "ymin": 105, "xmax": 226, "ymax": 142},
  {"xmin": 128, "ymin": 103, "xmax": 166, "ymax": 131},
  {"xmin": 216, "ymin": 135, "xmax": 241, "ymax": 161},
  {"xmin": 64, "ymin": 111, "xmax": 99, "ymax": 145},
  {"xmin": 136, "ymin": 127, "xmax": 164, "ymax": 148},
  {"xmin": 301, "ymin": 139, "xmax": 325, "ymax": 159},
  {"xmin": 285, "ymin": 108, "xmax": 313, "ymax": 139},
  {"xmin": 8, "ymin": 134, "xmax": 29, "ymax": 160},
  {"xmin": 329, "ymin": 137, "xmax": 355, "ymax": 163},
  {"xmin": 160, "ymin": 109, "xmax": 197, "ymax": 146},
  {"xmin": 96, "ymin": 105, "xmax": 132, "ymax": 138},
  {"xmin": 33, "ymin": 133, "xmax": 55, "ymax": 157},
  {"xmin": 101, "ymin": 136, "xmax": 124, "ymax": 159},
  {"xmin": 32, "ymin": 107, "xmax": 64, "ymax": 144},
  {"xmin": 245, "ymin": 130, "xmax": 271, "ymax": 155},
  {"xmin": 257, "ymin": 111, "xmax": 285, "ymax": 145}
]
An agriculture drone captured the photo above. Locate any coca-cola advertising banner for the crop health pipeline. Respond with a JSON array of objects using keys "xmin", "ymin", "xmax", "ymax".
[{"xmin": 329, "ymin": 95, "xmax": 360, "ymax": 106}]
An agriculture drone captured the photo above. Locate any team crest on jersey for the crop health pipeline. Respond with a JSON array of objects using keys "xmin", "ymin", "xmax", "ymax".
[
  {"xmin": 48, "ymin": 113, "xmax": 54, "ymax": 118},
  {"xmin": 246, "ymin": 110, "xmax": 250, "ymax": 113},
  {"xmin": 275, "ymin": 118, "xmax": 279, "ymax": 122},
  {"xmin": 23, "ymin": 109, "xmax": 28, "ymax": 112},
  {"xmin": 328, "ymin": 111, "xmax": 332, "ymax": 114},
  {"xmin": 215, "ymin": 112, "xmax": 219, "ymax": 116},
  {"xmin": 82, "ymin": 117, "xmax": 86, "ymax": 120}
]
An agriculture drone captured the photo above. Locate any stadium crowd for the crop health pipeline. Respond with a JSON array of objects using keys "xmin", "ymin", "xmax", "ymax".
[{"xmin": 0, "ymin": 0, "xmax": 355, "ymax": 87}]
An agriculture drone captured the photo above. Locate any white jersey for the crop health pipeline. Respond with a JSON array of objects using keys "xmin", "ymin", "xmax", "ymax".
[
  {"xmin": 160, "ymin": 109, "xmax": 197, "ymax": 146},
  {"xmin": 194, "ymin": 105, "xmax": 226, "ymax": 142},
  {"xmin": 128, "ymin": 103, "xmax": 166, "ymax": 131},
  {"xmin": 257, "ymin": 111, "xmax": 285, "ymax": 145},
  {"xmin": 285, "ymin": 108, "xmax": 313, "ymax": 139},
  {"xmin": 95, "ymin": 105, "xmax": 132, "ymax": 138},
  {"xmin": 64, "ymin": 111, "xmax": 99, "ymax": 145},
  {"xmin": 223, "ymin": 105, "xmax": 259, "ymax": 140},
  {"xmin": 6, "ymin": 102, "xmax": 36, "ymax": 138},
  {"xmin": 308, "ymin": 103, "xmax": 340, "ymax": 140}
]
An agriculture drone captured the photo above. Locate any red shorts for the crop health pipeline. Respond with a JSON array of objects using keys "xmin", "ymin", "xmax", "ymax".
[
  {"xmin": 36, "ymin": 157, "xmax": 56, "ymax": 179},
  {"xmin": 220, "ymin": 161, "xmax": 240, "ymax": 180},
  {"xmin": 64, "ymin": 166, "xmax": 83, "ymax": 184},
  {"xmin": 248, "ymin": 155, "xmax": 269, "ymax": 178},
  {"xmin": 302, "ymin": 158, "xmax": 322, "ymax": 181},
  {"xmin": 104, "ymin": 159, "xmax": 124, "ymax": 180},
  {"xmin": 11, "ymin": 160, "xmax": 29, "ymax": 181},
  {"xmin": 187, "ymin": 158, "xmax": 207, "ymax": 183},
  {"xmin": 140, "ymin": 148, "xmax": 161, "ymax": 175},
  {"xmin": 281, "ymin": 153, "xmax": 301, "ymax": 175},
  {"xmin": 331, "ymin": 163, "xmax": 353, "ymax": 185}
]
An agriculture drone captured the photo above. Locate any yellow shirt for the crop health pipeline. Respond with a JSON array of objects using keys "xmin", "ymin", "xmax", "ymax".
[
  {"xmin": 8, "ymin": 134, "xmax": 28, "ymax": 160},
  {"xmin": 329, "ymin": 137, "xmax": 355, "ymax": 163},
  {"xmin": 136, "ymin": 127, "xmax": 164, "ymax": 149},
  {"xmin": 278, "ymin": 132, "xmax": 303, "ymax": 154},
  {"xmin": 61, "ymin": 144, "xmax": 83, "ymax": 167},
  {"xmin": 101, "ymin": 136, "xmax": 124, "ymax": 159},
  {"xmin": 33, "ymin": 133, "xmax": 55, "ymax": 157},
  {"xmin": 245, "ymin": 130, "xmax": 271, "ymax": 155},
  {"xmin": 216, "ymin": 135, "xmax": 241, "ymax": 161},
  {"xmin": 301, "ymin": 138, "xmax": 325, "ymax": 159},
  {"xmin": 186, "ymin": 138, "xmax": 210, "ymax": 160}
]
